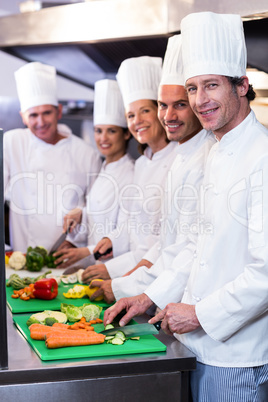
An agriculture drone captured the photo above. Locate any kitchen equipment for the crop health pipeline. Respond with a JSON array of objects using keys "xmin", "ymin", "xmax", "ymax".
[
  {"xmin": 100, "ymin": 321, "xmax": 161, "ymax": 337},
  {"xmin": 13, "ymin": 314, "xmax": 166, "ymax": 361},
  {"xmin": 62, "ymin": 266, "xmax": 85, "ymax": 275},
  {"xmin": 48, "ymin": 225, "xmax": 72, "ymax": 255},
  {"xmin": 93, "ymin": 247, "xmax": 112, "ymax": 260}
]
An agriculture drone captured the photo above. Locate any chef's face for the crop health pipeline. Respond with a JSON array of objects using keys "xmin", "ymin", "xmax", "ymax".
[
  {"xmin": 158, "ymin": 84, "xmax": 201, "ymax": 143},
  {"xmin": 185, "ymin": 74, "xmax": 245, "ymax": 140},
  {"xmin": 20, "ymin": 104, "xmax": 62, "ymax": 144},
  {"xmin": 94, "ymin": 124, "xmax": 130, "ymax": 163},
  {"xmin": 126, "ymin": 99, "xmax": 167, "ymax": 152}
]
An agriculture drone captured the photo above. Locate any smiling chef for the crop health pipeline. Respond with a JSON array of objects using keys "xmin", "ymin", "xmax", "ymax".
[{"xmin": 3, "ymin": 61, "xmax": 101, "ymax": 253}]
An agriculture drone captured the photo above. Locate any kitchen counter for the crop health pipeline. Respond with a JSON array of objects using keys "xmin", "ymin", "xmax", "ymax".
[{"xmin": 3, "ymin": 266, "xmax": 196, "ymax": 401}]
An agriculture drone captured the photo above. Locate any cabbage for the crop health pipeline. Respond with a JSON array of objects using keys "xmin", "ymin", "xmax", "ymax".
[
  {"xmin": 66, "ymin": 305, "xmax": 83, "ymax": 322},
  {"xmin": 82, "ymin": 304, "xmax": 102, "ymax": 322}
]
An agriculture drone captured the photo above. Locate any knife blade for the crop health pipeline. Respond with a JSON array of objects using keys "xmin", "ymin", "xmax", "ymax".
[
  {"xmin": 48, "ymin": 225, "xmax": 71, "ymax": 255},
  {"xmin": 100, "ymin": 321, "xmax": 161, "ymax": 337}
]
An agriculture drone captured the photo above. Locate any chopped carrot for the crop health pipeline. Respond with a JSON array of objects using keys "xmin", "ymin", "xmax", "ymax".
[{"xmin": 11, "ymin": 294, "xmax": 19, "ymax": 298}]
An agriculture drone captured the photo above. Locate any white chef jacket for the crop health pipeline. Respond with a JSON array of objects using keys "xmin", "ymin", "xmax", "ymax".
[
  {"xmin": 4, "ymin": 124, "xmax": 102, "ymax": 253},
  {"xmin": 68, "ymin": 153, "xmax": 134, "ymax": 254},
  {"xmin": 112, "ymin": 129, "xmax": 216, "ymax": 299},
  {"xmin": 106, "ymin": 141, "xmax": 178, "ymax": 278},
  {"xmin": 152, "ymin": 111, "xmax": 268, "ymax": 367}
]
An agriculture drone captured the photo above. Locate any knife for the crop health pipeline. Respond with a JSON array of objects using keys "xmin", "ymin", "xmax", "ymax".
[
  {"xmin": 94, "ymin": 247, "xmax": 113, "ymax": 260},
  {"xmin": 48, "ymin": 225, "xmax": 72, "ymax": 255},
  {"xmin": 100, "ymin": 321, "xmax": 161, "ymax": 337}
]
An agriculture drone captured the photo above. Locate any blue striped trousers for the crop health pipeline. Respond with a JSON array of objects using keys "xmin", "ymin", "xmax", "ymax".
[{"xmin": 190, "ymin": 362, "xmax": 268, "ymax": 402}]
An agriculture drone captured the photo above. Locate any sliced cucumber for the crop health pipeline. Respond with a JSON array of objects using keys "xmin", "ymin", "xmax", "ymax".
[
  {"xmin": 104, "ymin": 324, "xmax": 114, "ymax": 330},
  {"xmin": 111, "ymin": 337, "xmax": 124, "ymax": 345},
  {"xmin": 104, "ymin": 336, "xmax": 114, "ymax": 341},
  {"xmin": 114, "ymin": 331, "xmax": 126, "ymax": 341}
]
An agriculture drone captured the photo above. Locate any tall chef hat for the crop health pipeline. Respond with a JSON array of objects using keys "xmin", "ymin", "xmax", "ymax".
[
  {"xmin": 93, "ymin": 79, "xmax": 127, "ymax": 128},
  {"xmin": 15, "ymin": 61, "xmax": 58, "ymax": 112},
  {"xmin": 160, "ymin": 34, "xmax": 184, "ymax": 86},
  {"xmin": 181, "ymin": 12, "xmax": 247, "ymax": 82},
  {"xmin": 116, "ymin": 56, "xmax": 162, "ymax": 107}
]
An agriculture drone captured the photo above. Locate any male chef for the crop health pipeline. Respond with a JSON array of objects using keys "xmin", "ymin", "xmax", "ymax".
[
  {"xmin": 4, "ymin": 61, "xmax": 101, "ymax": 253},
  {"xmin": 105, "ymin": 12, "xmax": 268, "ymax": 401},
  {"xmin": 86, "ymin": 34, "xmax": 215, "ymax": 303}
]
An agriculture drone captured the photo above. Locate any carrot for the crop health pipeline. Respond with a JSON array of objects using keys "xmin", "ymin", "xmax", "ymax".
[
  {"xmin": 46, "ymin": 329, "xmax": 97, "ymax": 339},
  {"xmin": 11, "ymin": 294, "xmax": 19, "ymax": 298},
  {"xmin": 45, "ymin": 333, "xmax": 105, "ymax": 348},
  {"xmin": 52, "ymin": 323, "xmax": 69, "ymax": 329}
]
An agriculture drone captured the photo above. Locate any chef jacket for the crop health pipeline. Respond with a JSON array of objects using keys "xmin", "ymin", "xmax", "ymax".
[
  {"xmin": 106, "ymin": 141, "xmax": 178, "ymax": 278},
  {"xmin": 68, "ymin": 153, "xmax": 134, "ymax": 253},
  {"xmin": 151, "ymin": 111, "xmax": 268, "ymax": 367},
  {"xmin": 4, "ymin": 124, "xmax": 102, "ymax": 253},
  {"xmin": 112, "ymin": 129, "xmax": 216, "ymax": 299}
]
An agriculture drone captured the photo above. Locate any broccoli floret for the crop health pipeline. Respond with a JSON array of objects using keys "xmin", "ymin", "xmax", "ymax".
[
  {"xmin": 44, "ymin": 317, "xmax": 58, "ymax": 326},
  {"xmin": 26, "ymin": 317, "xmax": 40, "ymax": 327}
]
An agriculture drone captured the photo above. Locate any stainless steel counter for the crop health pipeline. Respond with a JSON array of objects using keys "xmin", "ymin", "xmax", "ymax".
[{"xmin": 0, "ymin": 307, "xmax": 196, "ymax": 402}]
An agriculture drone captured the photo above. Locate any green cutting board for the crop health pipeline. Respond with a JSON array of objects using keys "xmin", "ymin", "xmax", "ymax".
[
  {"xmin": 7, "ymin": 283, "xmax": 113, "ymax": 313},
  {"xmin": 13, "ymin": 313, "xmax": 167, "ymax": 361}
]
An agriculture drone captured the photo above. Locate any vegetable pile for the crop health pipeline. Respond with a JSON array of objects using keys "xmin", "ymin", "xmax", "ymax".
[{"xmin": 26, "ymin": 246, "xmax": 57, "ymax": 271}]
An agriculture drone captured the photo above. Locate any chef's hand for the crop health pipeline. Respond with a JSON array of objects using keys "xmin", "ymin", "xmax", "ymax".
[
  {"xmin": 56, "ymin": 240, "xmax": 75, "ymax": 253},
  {"xmin": 103, "ymin": 293, "xmax": 153, "ymax": 327},
  {"xmin": 149, "ymin": 303, "xmax": 200, "ymax": 336},
  {"xmin": 63, "ymin": 208, "xmax": 82, "ymax": 233},
  {"xmin": 53, "ymin": 247, "xmax": 90, "ymax": 268},
  {"xmin": 93, "ymin": 238, "xmax": 113, "ymax": 260},
  {"xmin": 82, "ymin": 264, "xmax": 111, "ymax": 282},
  {"xmin": 123, "ymin": 259, "xmax": 153, "ymax": 276},
  {"xmin": 90, "ymin": 279, "xmax": 115, "ymax": 304}
]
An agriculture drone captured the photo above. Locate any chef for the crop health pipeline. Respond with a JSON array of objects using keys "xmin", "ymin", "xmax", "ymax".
[
  {"xmin": 54, "ymin": 79, "xmax": 134, "ymax": 268},
  {"xmin": 82, "ymin": 56, "xmax": 178, "ymax": 282},
  {"xmin": 4, "ymin": 61, "xmax": 101, "ymax": 253},
  {"xmin": 90, "ymin": 34, "xmax": 215, "ymax": 303},
  {"xmin": 104, "ymin": 12, "xmax": 268, "ymax": 400}
]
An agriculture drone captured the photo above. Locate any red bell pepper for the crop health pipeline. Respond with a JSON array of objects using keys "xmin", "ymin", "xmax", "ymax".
[{"xmin": 33, "ymin": 278, "xmax": 58, "ymax": 300}]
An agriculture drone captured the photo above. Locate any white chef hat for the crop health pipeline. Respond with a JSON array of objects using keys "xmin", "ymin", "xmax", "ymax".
[
  {"xmin": 181, "ymin": 12, "xmax": 247, "ymax": 83},
  {"xmin": 93, "ymin": 79, "xmax": 127, "ymax": 128},
  {"xmin": 116, "ymin": 56, "xmax": 162, "ymax": 107},
  {"xmin": 15, "ymin": 61, "xmax": 58, "ymax": 112},
  {"xmin": 160, "ymin": 34, "xmax": 184, "ymax": 86}
]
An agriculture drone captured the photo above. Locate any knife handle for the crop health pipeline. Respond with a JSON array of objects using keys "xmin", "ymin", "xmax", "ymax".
[
  {"xmin": 94, "ymin": 247, "xmax": 113, "ymax": 260},
  {"xmin": 153, "ymin": 321, "xmax": 162, "ymax": 331}
]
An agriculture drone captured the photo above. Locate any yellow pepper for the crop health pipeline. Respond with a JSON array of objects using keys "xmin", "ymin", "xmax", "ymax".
[
  {"xmin": 63, "ymin": 285, "xmax": 88, "ymax": 299},
  {"xmin": 85, "ymin": 279, "xmax": 104, "ymax": 301},
  {"xmin": 5, "ymin": 255, "xmax": 9, "ymax": 265}
]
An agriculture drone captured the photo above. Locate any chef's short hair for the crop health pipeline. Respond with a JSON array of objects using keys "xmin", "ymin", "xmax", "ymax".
[{"xmin": 227, "ymin": 76, "xmax": 256, "ymax": 102}]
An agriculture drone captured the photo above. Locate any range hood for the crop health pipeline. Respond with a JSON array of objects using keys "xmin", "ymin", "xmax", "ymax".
[{"xmin": 0, "ymin": 0, "xmax": 268, "ymax": 88}]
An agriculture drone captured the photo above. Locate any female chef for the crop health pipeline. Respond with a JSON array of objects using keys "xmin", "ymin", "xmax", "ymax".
[
  {"xmin": 53, "ymin": 79, "xmax": 134, "ymax": 268},
  {"xmin": 82, "ymin": 56, "xmax": 178, "ymax": 282}
]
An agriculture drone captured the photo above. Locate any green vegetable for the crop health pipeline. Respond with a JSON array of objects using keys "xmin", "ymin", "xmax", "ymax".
[
  {"xmin": 26, "ymin": 310, "xmax": 67, "ymax": 326},
  {"xmin": 26, "ymin": 317, "xmax": 40, "ymax": 327},
  {"xmin": 35, "ymin": 270, "xmax": 52, "ymax": 282},
  {"xmin": 45, "ymin": 254, "xmax": 57, "ymax": 268},
  {"xmin": 81, "ymin": 304, "xmax": 102, "ymax": 322},
  {"xmin": 26, "ymin": 250, "xmax": 44, "ymax": 272},
  {"xmin": 114, "ymin": 331, "xmax": 126, "ymax": 341},
  {"xmin": 7, "ymin": 274, "xmax": 26, "ymax": 290},
  {"xmin": 104, "ymin": 324, "xmax": 115, "ymax": 330},
  {"xmin": 65, "ymin": 305, "xmax": 83, "ymax": 322},
  {"xmin": 44, "ymin": 317, "xmax": 58, "ymax": 326},
  {"xmin": 111, "ymin": 338, "xmax": 124, "ymax": 345}
]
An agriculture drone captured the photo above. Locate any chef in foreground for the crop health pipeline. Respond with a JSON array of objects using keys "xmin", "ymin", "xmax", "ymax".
[
  {"xmin": 4, "ymin": 61, "xmax": 101, "ymax": 253},
  {"xmin": 105, "ymin": 12, "xmax": 268, "ymax": 401}
]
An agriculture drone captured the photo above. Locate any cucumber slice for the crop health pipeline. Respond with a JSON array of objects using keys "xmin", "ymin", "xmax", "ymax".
[
  {"xmin": 111, "ymin": 338, "xmax": 124, "ymax": 345},
  {"xmin": 114, "ymin": 331, "xmax": 126, "ymax": 341},
  {"xmin": 104, "ymin": 336, "xmax": 114, "ymax": 340},
  {"xmin": 104, "ymin": 324, "xmax": 114, "ymax": 330}
]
